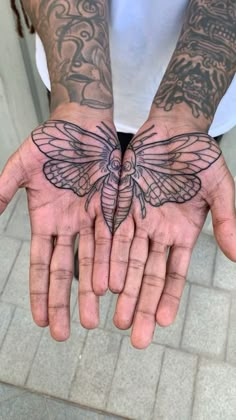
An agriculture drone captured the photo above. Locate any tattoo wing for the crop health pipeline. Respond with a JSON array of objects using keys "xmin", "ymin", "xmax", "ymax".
[
  {"xmin": 130, "ymin": 132, "xmax": 221, "ymax": 209},
  {"xmin": 32, "ymin": 120, "xmax": 118, "ymax": 196}
]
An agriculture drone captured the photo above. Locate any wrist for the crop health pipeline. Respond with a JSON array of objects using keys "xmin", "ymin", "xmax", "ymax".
[
  {"xmin": 50, "ymin": 102, "xmax": 114, "ymax": 126},
  {"xmin": 148, "ymin": 103, "xmax": 211, "ymax": 134}
]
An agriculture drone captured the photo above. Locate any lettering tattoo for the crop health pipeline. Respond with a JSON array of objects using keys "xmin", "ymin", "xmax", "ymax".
[
  {"xmin": 154, "ymin": 0, "xmax": 236, "ymax": 120},
  {"xmin": 24, "ymin": 0, "xmax": 113, "ymax": 110},
  {"xmin": 32, "ymin": 120, "xmax": 120, "ymax": 233},
  {"xmin": 32, "ymin": 122, "xmax": 221, "ymax": 233}
]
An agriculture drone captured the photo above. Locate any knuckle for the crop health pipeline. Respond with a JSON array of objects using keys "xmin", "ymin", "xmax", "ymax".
[
  {"xmin": 95, "ymin": 236, "xmax": 111, "ymax": 246},
  {"xmin": 113, "ymin": 234, "xmax": 132, "ymax": 246},
  {"xmin": 110, "ymin": 258, "xmax": 128, "ymax": 265},
  {"xmin": 48, "ymin": 304, "xmax": 69, "ymax": 311},
  {"xmin": 30, "ymin": 262, "xmax": 49, "ymax": 272},
  {"xmin": 136, "ymin": 308, "xmax": 155, "ymax": 319},
  {"xmin": 167, "ymin": 272, "xmax": 185, "ymax": 282},
  {"xmin": 122, "ymin": 289, "xmax": 139, "ymax": 299},
  {"xmin": 50, "ymin": 269, "xmax": 73, "ymax": 281},
  {"xmin": 163, "ymin": 291, "xmax": 180, "ymax": 304},
  {"xmin": 80, "ymin": 226, "xmax": 93, "ymax": 237},
  {"xmin": 128, "ymin": 258, "xmax": 145, "ymax": 271},
  {"xmin": 94, "ymin": 259, "xmax": 109, "ymax": 265},
  {"xmin": 143, "ymin": 274, "xmax": 165, "ymax": 288},
  {"xmin": 79, "ymin": 257, "xmax": 93, "ymax": 267}
]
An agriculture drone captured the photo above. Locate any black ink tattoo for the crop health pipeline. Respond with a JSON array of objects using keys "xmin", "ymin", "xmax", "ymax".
[
  {"xmin": 32, "ymin": 120, "xmax": 121, "ymax": 233},
  {"xmin": 32, "ymin": 123, "xmax": 221, "ymax": 233},
  {"xmin": 154, "ymin": 0, "xmax": 236, "ymax": 120},
  {"xmin": 24, "ymin": 0, "xmax": 113, "ymax": 110},
  {"xmin": 115, "ymin": 126, "xmax": 221, "ymax": 231}
]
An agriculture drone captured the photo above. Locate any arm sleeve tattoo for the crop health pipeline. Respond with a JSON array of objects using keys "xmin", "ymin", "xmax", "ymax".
[
  {"xmin": 154, "ymin": 0, "xmax": 236, "ymax": 123},
  {"xmin": 22, "ymin": 0, "xmax": 113, "ymax": 111}
]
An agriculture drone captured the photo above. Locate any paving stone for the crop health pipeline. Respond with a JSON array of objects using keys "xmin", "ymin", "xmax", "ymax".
[
  {"xmin": 73, "ymin": 288, "xmax": 112, "ymax": 329},
  {"xmin": 226, "ymin": 297, "xmax": 236, "ymax": 364},
  {"xmin": 70, "ymin": 279, "xmax": 79, "ymax": 319},
  {"xmin": 0, "ymin": 302, "xmax": 14, "ymax": 347},
  {"xmin": 193, "ymin": 359, "xmax": 236, "ymax": 420},
  {"xmin": 153, "ymin": 283, "xmax": 189, "ymax": 347},
  {"xmin": 187, "ymin": 233, "xmax": 216, "ymax": 286},
  {"xmin": 0, "ymin": 392, "xmax": 49, "ymax": 420},
  {"xmin": 5, "ymin": 191, "xmax": 31, "ymax": 240},
  {"xmin": 69, "ymin": 329, "xmax": 121, "ymax": 410},
  {"xmin": 0, "ymin": 191, "xmax": 20, "ymax": 234},
  {"xmin": 0, "ymin": 382, "xmax": 26, "ymax": 403},
  {"xmin": 213, "ymin": 248, "xmax": 236, "ymax": 291},
  {"xmin": 46, "ymin": 398, "xmax": 121, "ymax": 420},
  {"xmin": 182, "ymin": 285, "xmax": 230, "ymax": 358},
  {"xmin": 27, "ymin": 323, "xmax": 87, "ymax": 399},
  {"xmin": 1, "ymin": 242, "xmax": 31, "ymax": 309},
  {"xmin": 107, "ymin": 338, "xmax": 164, "ymax": 420},
  {"xmin": 154, "ymin": 348, "xmax": 197, "ymax": 420},
  {"xmin": 0, "ymin": 306, "xmax": 42, "ymax": 386},
  {"xmin": 0, "ymin": 236, "xmax": 21, "ymax": 293}
]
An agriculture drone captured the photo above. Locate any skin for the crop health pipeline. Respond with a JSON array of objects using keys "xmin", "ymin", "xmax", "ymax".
[
  {"xmin": 110, "ymin": 121, "xmax": 236, "ymax": 349},
  {"xmin": 108, "ymin": 0, "xmax": 236, "ymax": 349},
  {"xmin": 0, "ymin": 111, "xmax": 120, "ymax": 341},
  {"xmin": 1, "ymin": 0, "xmax": 235, "ymax": 346},
  {"xmin": 0, "ymin": 0, "xmax": 116, "ymax": 341}
]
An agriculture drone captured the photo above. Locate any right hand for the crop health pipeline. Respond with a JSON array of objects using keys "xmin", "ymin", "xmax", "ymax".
[{"xmin": 0, "ymin": 111, "xmax": 121, "ymax": 341}]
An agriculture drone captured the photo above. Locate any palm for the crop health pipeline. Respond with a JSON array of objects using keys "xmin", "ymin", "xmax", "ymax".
[
  {"xmin": 0, "ymin": 118, "xmax": 121, "ymax": 341},
  {"xmin": 109, "ymin": 122, "xmax": 236, "ymax": 349}
]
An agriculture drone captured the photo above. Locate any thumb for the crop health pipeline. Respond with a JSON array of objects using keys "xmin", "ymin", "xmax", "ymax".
[
  {"xmin": 208, "ymin": 171, "xmax": 236, "ymax": 262},
  {"xmin": 0, "ymin": 150, "xmax": 26, "ymax": 215}
]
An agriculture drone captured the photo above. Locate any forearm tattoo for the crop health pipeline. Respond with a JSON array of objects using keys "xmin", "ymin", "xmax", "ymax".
[
  {"xmin": 154, "ymin": 0, "xmax": 236, "ymax": 120},
  {"xmin": 24, "ymin": 0, "xmax": 113, "ymax": 110},
  {"xmin": 32, "ymin": 122, "xmax": 221, "ymax": 233}
]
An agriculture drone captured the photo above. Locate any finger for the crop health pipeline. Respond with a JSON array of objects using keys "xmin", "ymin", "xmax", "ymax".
[
  {"xmin": 0, "ymin": 151, "xmax": 26, "ymax": 214},
  {"xmin": 109, "ymin": 217, "xmax": 135, "ymax": 293},
  {"xmin": 113, "ymin": 231, "xmax": 149, "ymax": 329},
  {"xmin": 92, "ymin": 215, "xmax": 111, "ymax": 296},
  {"xmin": 131, "ymin": 240, "xmax": 167, "ymax": 349},
  {"xmin": 78, "ymin": 225, "xmax": 99, "ymax": 329},
  {"xmin": 48, "ymin": 234, "xmax": 75, "ymax": 341},
  {"xmin": 156, "ymin": 244, "xmax": 192, "ymax": 326},
  {"xmin": 30, "ymin": 233, "xmax": 54, "ymax": 327},
  {"xmin": 208, "ymin": 169, "xmax": 236, "ymax": 261}
]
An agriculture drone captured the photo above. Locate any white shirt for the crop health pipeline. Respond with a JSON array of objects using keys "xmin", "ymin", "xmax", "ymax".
[{"xmin": 36, "ymin": 0, "xmax": 236, "ymax": 136}]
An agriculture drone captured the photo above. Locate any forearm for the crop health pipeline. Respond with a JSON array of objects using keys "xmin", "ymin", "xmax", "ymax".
[
  {"xmin": 22, "ymin": 0, "xmax": 113, "ymax": 117},
  {"xmin": 150, "ymin": 0, "xmax": 236, "ymax": 131}
]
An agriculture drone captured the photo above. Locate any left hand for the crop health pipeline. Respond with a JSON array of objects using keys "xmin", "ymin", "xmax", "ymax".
[{"xmin": 109, "ymin": 120, "xmax": 236, "ymax": 349}]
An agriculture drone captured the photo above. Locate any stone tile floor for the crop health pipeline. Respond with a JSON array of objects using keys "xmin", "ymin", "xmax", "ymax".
[{"xmin": 0, "ymin": 126, "xmax": 236, "ymax": 419}]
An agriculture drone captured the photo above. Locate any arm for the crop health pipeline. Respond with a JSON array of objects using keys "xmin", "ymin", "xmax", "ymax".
[
  {"xmin": 150, "ymin": 0, "xmax": 236, "ymax": 131},
  {"xmin": 22, "ymin": 0, "xmax": 113, "ymax": 116},
  {"xmin": 0, "ymin": 1, "xmax": 119, "ymax": 341},
  {"xmin": 109, "ymin": 1, "xmax": 236, "ymax": 349}
]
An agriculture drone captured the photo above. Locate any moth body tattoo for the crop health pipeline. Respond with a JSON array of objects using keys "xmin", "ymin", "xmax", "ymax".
[
  {"xmin": 32, "ymin": 120, "xmax": 121, "ymax": 233},
  {"xmin": 32, "ymin": 122, "xmax": 221, "ymax": 233}
]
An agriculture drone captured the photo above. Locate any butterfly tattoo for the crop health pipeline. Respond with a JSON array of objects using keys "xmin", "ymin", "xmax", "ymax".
[
  {"xmin": 32, "ymin": 121, "xmax": 221, "ymax": 233},
  {"xmin": 32, "ymin": 120, "xmax": 121, "ymax": 233},
  {"xmin": 114, "ymin": 126, "xmax": 221, "ymax": 231}
]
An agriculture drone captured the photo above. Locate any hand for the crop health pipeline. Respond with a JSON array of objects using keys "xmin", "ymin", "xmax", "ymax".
[
  {"xmin": 109, "ymin": 121, "xmax": 236, "ymax": 349},
  {"xmin": 0, "ymin": 111, "xmax": 121, "ymax": 341}
]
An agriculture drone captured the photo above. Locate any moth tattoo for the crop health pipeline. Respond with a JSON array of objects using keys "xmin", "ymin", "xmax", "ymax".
[
  {"xmin": 32, "ymin": 121, "xmax": 221, "ymax": 233},
  {"xmin": 114, "ymin": 126, "xmax": 221, "ymax": 231},
  {"xmin": 32, "ymin": 120, "xmax": 121, "ymax": 233}
]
